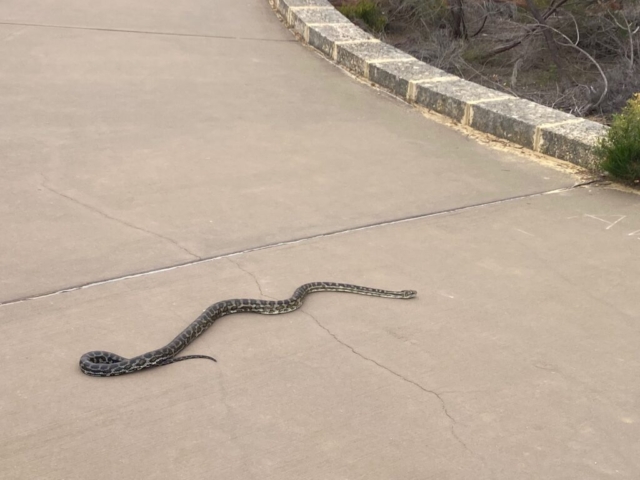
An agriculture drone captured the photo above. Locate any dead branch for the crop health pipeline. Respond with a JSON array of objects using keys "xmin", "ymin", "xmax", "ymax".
[
  {"xmin": 479, "ymin": 0, "xmax": 570, "ymax": 59},
  {"xmin": 446, "ymin": 0, "xmax": 468, "ymax": 39},
  {"xmin": 470, "ymin": 14, "xmax": 488, "ymax": 38},
  {"xmin": 608, "ymin": 10, "xmax": 639, "ymax": 70},
  {"xmin": 525, "ymin": 0, "xmax": 571, "ymax": 88},
  {"xmin": 541, "ymin": 20, "xmax": 609, "ymax": 112}
]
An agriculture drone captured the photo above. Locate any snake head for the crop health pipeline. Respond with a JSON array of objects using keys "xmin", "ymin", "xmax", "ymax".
[{"xmin": 402, "ymin": 290, "xmax": 417, "ymax": 299}]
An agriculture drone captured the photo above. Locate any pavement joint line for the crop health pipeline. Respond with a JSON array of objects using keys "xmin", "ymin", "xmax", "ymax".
[
  {"xmin": 0, "ymin": 181, "xmax": 597, "ymax": 309},
  {"xmin": 0, "ymin": 21, "xmax": 297, "ymax": 42}
]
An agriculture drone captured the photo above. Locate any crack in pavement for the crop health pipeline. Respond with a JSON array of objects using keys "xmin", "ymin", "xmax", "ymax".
[
  {"xmin": 40, "ymin": 178, "xmax": 201, "ymax": 260},
  {"xmin": 220, "ymin": 262, "xmax": 475, "ymax": 454},
  {"xmin": 1, "ymin": 181, "xmax": 599, "ymax": 308},
  {"xmin": 226, "ymin": 258, "xmax": 270, "ymax": 299},
  {"xmin": 0, "ymin": 21, "xmax": 296, "ymax": 43},
  {"xmin": 300, "ymin": 308, "xmax": 475, "ymax": 455}
]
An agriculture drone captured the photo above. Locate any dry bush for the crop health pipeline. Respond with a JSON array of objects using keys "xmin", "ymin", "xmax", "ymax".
[{"xmin": 376, "ymin": 0, "xmax": 640, "ymax": 122}]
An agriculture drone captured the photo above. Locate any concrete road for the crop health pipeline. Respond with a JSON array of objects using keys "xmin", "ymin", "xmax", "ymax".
[{"xmin": 0, "ymin": 1, "xmax": 638, "ymax": 479}]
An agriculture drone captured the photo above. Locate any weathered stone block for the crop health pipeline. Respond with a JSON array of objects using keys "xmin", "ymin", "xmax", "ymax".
[
  {"xmin": 276, "ymin": 0, "xmax": 333, "ymax": 19},
  {"xmin": 415, "ymin": 80, "xmax": 512, "ymax": 123},
  {"xmin": 538, "ymin": 120, "xmax": 608, "ymax": 168},
  {"xmin": 289, "ymin": 6, "xmax": 350, "ymax": 37},
  {"xmin": 470, "ymin": 98, "xmax": 576, "ymax": 150},
  {"xmin": 307, "ymin": 24, "xmax": 374, "ymax": 59},
  {"xmin": 336, "ymin": 42, "xmax": 412, "ymax": 77},
  {"xmin": 368, "ymin": 60, "xmax": 454, "ymax": 99}
]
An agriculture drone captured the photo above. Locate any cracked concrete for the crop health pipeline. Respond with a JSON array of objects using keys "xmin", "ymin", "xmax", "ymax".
[
  {"xmin": 227, "ymin": 259, "xmax": 474, "ymax": 453},
  {"xmin": 302, "ymin": 307, "xmax": 473, "ymax": 455},
  {"xmin": 2, "ymin": 0, "xmax": 640, "ymax": 478},
  {"xmin": 210, "ymin": 256, "xmax": 474, "ymax": 457},
  {"xmin": 40, "ymin": 177, "xmax": 201, "ymax": 260},
  {"xmin": 4, "ymin": 186, "xmax": 640, "ymax": 479},
  {"xmin": 227, "ymin": 258, "xmax": 271, "ymax": 299},
  {"xmin": 0, "ymin": 181, "xmax": 592, "ymax": 307},
  {"xmin": 0, "ymin": 20, "xmax": 298, "ymax": 42}
]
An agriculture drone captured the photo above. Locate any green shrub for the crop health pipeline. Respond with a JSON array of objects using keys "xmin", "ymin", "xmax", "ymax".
[
  {"xmin": 338, "ymin": 0, "xmax": 387, "ymax": 33},
  {"xmin": 595, "ymin": 93, "xmax": 640, "ymax": 183}
]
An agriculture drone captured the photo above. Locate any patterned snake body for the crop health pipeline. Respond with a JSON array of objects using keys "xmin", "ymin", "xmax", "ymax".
[{"xmin": 80, "ymin": 282, "xmax": 417, "ymax": 377}]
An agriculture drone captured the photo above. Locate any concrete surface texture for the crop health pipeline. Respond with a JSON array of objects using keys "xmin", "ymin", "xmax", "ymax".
[{"xmin": 0, "ymin": 1, "xmax": 638, "ymax": 479}]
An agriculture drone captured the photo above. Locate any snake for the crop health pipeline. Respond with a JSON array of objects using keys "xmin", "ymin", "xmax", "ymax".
[{"xmin": 79, "ymin": 282, "xmax": 417, "ymax": 377}]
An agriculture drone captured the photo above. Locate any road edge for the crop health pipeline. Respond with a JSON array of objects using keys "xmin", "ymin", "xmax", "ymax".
[{"xmin": 268, "ymin": 0, "xmax": 608, "ymax": 170}]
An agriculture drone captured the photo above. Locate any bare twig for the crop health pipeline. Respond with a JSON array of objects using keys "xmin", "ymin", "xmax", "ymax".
[
  {"xmin": 470, "ymin": 14, "xmax": 488, "ymax": 38},
  {"xmin": 525, "ymin": 0, "xmax": 571, "ymax": 88},
  {"xmin": 608, "ymin": 10, "xmax": 639, "ymax": 69},
  {"xmin": 480, "ymin": 0, "xmax": 570, "ymax": 59},
  {"xmin": 446, "ymin": 0, "xmax": 467, "ymax": 39},
  {"xmin": 541, "ymin": 23, "xmax": 609, "ymax": 111},
  {"xmin": 510, "ymin": 57, "xmax": 523, "ymax": 88}
]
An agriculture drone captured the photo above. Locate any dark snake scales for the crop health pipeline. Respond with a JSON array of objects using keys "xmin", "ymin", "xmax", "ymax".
[{"xmin": 80, "ymin": 282, "xmax": 417, "ymax": 377}]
